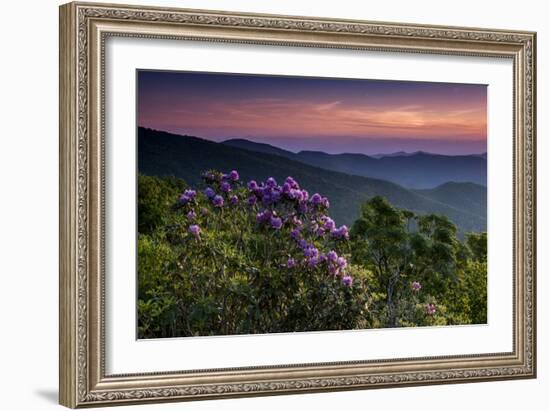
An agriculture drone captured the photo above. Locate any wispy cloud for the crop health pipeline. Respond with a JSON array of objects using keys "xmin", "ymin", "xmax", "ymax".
[{"xmin": 138, "ymin": 71, "xmax": 487, "ymax": 155}]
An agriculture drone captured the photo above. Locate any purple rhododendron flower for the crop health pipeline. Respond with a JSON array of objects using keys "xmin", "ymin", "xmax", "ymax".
[
  {"xmin": 303, "ymin": 246, "xmax": 319, "ymax": 259},
  {"xmin": 184, "ymin": 189, "xmax": 196, "ymax": 199},
  {"xmin": 298, "ymin": 239, "xmax": 309, "ymax": 249},
  {"xmin": 229, "ymin": 170, "xmax": 239, "ymax": 181},
  {"xmin": 270, "ymin": 216, "xmax": 283, "ymax": 229},
  {"xmin": 425, "ymin": 303, "xmax": 437, "ymax": 315},
  {"xmin": 179, "ymin": 194, "xmax": 191, "ymax": 204},
  {"xmin": 321, "ymin": 197, "xmax": 330, "ymax": 208},
  {"xmin": 301, "ymin": 190, "xmax": 309, "ymax": 201},
  {"xmin": 229, "ymin": 195, "xmax": 239, "ymax": 206},
  {"xmin": 342, "ymin": 275, "xmax": 353, "ymax": 287},
  {"xmin": 282, "ymin": 182, "xmax": 292, "ymax": 194},
  {"xmin": 285, "ymin": 176, "xmax": 299, "ymax": 189},
  {"xmin": 247, "ymin": 196, "xmax": 257, "ymax": 206},
  {"xmin": 204, "ymin": 187, "xmax": 216, "ymax": 199},
  {"xmin": 298, "ymin": 202, "xmax": 308, "ymax": 214},
  {"xmin": 310, "ymin": 193, "xmax": 322, "ymax": 205},
  {"xmin": 253, "ymin": 188, "xmax": 263, "ymax": 197},
  {"xmin": 212, "ymin": 195, "xmax": 224, "ymax": 207},
  {"xmin": 321, "ymin": 216, "xmax": 336, "ymax": 231},
  {"xmin": 290, "ymin": 228, "xmax": 301, "ymax": 240},
  {"xmin": 287, "ymin": 258, "xmax": 296, "ymax": 268},
  {"xmin": 266, "ymin": 177, "xmax": 277, "ymax": 188},
  {"xmin": 292, "ymin": 189, "xmax": 304, "ymax": 201},
  {"xmin": 332, "ymin": 225, "xmax": 349, "ymax": 240},
  {"xmin": 340, "ymin": 225, "xmax": 350, "ymax": 239},
  {"xmin": 256, "ymin": 210, "xmax": 271, "ymax": 224},
  {"xmin": 247, "ymin": 180, "xmax": 259, "ymax": 190},
  {"xmin": 411, "ymin": 281, "xmax": 422, "ymax": 292},
  {"xmin": 187, "ymin": 210, "xmax": 196, "ymax": 220},
  {"xmin": 188, "ymin": 224, "xmax": 201, "ymax": 239},
  {"xmin": 328, "ymin": 254, "xmax": 347, "ymax": 276},
  {"xmin": 179, "ymin": 189, "xmax": 197, "ymax": 204},
  {"xmin": 336, "ymin": 256, "xmax": 348, "ymax": 269},
  {"xmin": 271, "ymin": 190, "xmax": 282, "ymax": 202},
  {"xmin": 220, "ymin": 181, "xmax": 231, "ymax": 193}
]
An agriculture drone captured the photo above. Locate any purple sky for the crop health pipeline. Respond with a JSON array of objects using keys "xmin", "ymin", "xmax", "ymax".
[{"xmin": 137, "ymin": 70, "xmax": 487, "ymax": 155}]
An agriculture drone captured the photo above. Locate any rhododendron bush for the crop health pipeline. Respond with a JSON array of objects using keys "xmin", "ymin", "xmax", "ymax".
[{"xmin": 138, "ymin": 171, "xmax": 487, "ymax": 338}]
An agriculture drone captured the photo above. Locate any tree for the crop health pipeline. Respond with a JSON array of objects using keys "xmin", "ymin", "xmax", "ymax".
[
  {"xmin": 466, "ymin": 232, "xmax": 487, "ymax": 262},
  {"xmin": 350, "ymin": 196, "xmax": 461, "ymax": 327}
]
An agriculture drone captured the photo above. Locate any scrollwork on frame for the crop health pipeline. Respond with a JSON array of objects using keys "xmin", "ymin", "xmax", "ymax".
[{"xmin": 62, "ymin": 3, "xmax": 535, "ymax": 407}]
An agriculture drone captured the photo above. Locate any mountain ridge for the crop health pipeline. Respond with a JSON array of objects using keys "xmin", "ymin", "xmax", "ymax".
[
  {"xmin": 139, "ymin": 127, "xmax": 486, "ymax": 234},
  {"xmin": 222, "ymin": 138, "xmax": 487, "ymax": 189}
]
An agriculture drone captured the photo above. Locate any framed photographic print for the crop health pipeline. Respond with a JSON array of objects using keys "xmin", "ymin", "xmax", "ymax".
[{"xmin": 59, "ymin": 2, "xmax": 537, "ymax": 408}]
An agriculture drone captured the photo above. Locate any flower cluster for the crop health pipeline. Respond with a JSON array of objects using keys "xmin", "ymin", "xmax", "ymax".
[
  {"xmin": 255, "ymin": 209, "xmax": 283, "ymax": 229},
  {"xmin": 289, "ymin": 232, "xmax": 350, "ymax": 283},
  {"xmin": 188, "ymin": 224, "xmax": 201, "ymax": 240},
  {"xmin": 247, "ymin": 176, "xmax": 324, "ymax": 213},
  {"xmin": 200, "ymin": 170, "xmax": 244, "ymax": 209},
  {"xmin": 425, "ymin": 303, "xmax": 437, "ymax": 316},
  {"xmin": 178, "ymin": 170, "xmax": 243, "ymax": 239},
  {"xmin": 411, "ymin": 281, "xmax": 422, "ymax": 292},
  {"xmin": 244, "ymin": 175, "xmax": 352, "ymax": 284},
  {"xmin": 307, "ymin": 215, "xmax": 349, "ymax": 240},
  {"xmin": 249, "ymin": 176, "xmax": 348, "ymax": 239},
  {"xmin": 212, "ymin": 195, "xmax": 224, "ymax": 207},
  {"xmin": 178, "ymin": 189, "xmax": 196, "ymax": 205},
  {"xmin": 177, "ymin": 170, "xmax": 354, "ymax": 287},
  {"xmin": 341, "ymin": 275, "xmax": 353, "ymax": 287}
]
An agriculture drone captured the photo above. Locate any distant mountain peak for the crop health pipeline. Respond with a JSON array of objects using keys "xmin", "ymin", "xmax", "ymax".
[
  {"xmin": 138, "ymin": 127, "xmax": 486, "ymax": 234},
  {"xmin": 147, "ymin": 128, "xmax": 486, "ymax": 189},
  {"xmin": 370, "ymin": 150, "xmax": 429, "ymax": 159}
]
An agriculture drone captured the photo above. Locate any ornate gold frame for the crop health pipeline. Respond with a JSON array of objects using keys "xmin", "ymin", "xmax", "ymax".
[{"xmin": 59, "ymin": 2, "xmax": 536, "ymax": 408}]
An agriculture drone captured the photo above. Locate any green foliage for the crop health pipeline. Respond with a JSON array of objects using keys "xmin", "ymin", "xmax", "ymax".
[
  {"xmin": 138, "ymin": 172, "xmax": 369, "ymax": 338},
  {"xmin": 137, "ymin": 233, "xmax": 178, "ymax": 337},
  {"xmin": 466, "ymin": 232, "xmax": 488, "ymax": 262},
  {"xmin": 350, "ymin": 196, "xmax": 487, "ymax": 328},
  {"xmin": 138, "ymin": 176, "xmax": 487, "ymax": 339},
  {"xmin": 138, "ymin": 174, "xmax": 186, "ymax": 234}
]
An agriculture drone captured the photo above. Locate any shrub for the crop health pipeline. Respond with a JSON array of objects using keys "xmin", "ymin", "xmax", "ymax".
[{"xmin": 138, "ymin": 170, "xmax": 369, "ymax": 338}]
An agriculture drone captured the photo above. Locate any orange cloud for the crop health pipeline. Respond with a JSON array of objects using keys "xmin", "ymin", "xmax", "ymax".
[{"xmin": 141, "ymin": 96, "xmax": 486, "ymax": 141}]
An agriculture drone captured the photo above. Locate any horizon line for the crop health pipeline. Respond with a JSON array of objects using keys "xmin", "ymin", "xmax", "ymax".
[{"xmin": 138, "ymin": 126, "xmax": 487, "ymax": 158}]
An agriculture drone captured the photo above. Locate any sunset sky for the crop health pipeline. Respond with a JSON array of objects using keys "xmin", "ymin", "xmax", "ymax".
[{"xmin": 137, "ymin": 70, "xmax": 487, "ymax": 155}]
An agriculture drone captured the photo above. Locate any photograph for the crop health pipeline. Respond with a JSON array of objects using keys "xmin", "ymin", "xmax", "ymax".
[
  {"xmin": 56, "ymin": 2, "xmax": 536, "ymax": 407},
  {"xmin": 136, "ymin": 70, "xmax": 489, "ymax": 339}
]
